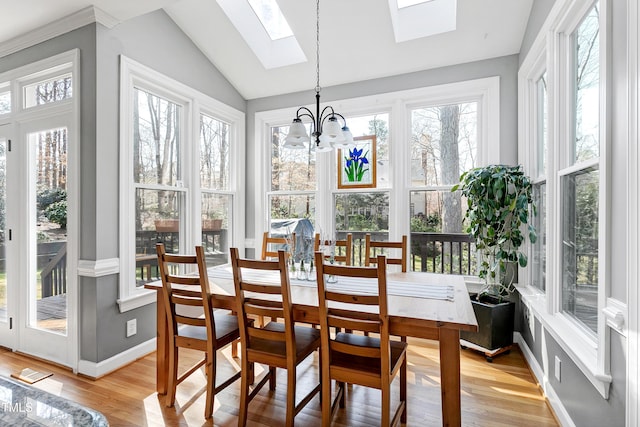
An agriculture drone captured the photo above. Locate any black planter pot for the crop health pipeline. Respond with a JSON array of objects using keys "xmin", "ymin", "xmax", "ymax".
[{"xmin": 460, "ymin": 293, "xmax": 515, "ymax": 353}]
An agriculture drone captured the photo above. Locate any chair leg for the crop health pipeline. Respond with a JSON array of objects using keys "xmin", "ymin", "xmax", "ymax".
[
  {"xmin": 232, "ymin": 339, "xmax": 238, "ymax": 358},
  {"xmin": 204, "ymin": 350, "xmax": 216, "ymax": 419},
  {"xmin": 238, "ymin": 358, "xmax": 251, "ymax": 427},
  {"xmin": 285, "ymin": 367, "xmax": 296, "ymax": 427},
  {"xmin": 401, "ymin": 356, "xmax": 407, "ymax": 423},
  {"xmin": 381, "ymin": 385, "xmax": 391, "ymax": 427},
  {"xmin": 321, "ymin": 374, "xmax": 332, "ymax": 427},
  {"xmin": 166, "ymin": 345, "xmax": 178, "ymax": 408},
  {"xmin": 269, "ymin": 366, "xmax": 277, "ymax": 390}
]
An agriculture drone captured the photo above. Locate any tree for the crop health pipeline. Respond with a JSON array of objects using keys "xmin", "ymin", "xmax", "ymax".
[{"xmin": 439, "ymin": 105, "xmax": 462, "ymax": 233}]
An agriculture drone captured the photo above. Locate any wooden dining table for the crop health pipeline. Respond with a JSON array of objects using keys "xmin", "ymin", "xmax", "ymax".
[{"xmin": 145, "ymin": 267, "xmax": 477, "ymax": 426}]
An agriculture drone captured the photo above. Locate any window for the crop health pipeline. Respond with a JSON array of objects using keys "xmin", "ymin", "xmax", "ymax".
[
  {"xmin": 200, "ymin": 113, "xmax": 233, "ymax": 266},
  {"xmin": 532, "ymin": 71, "xmax": 548, "ymax": 292},
  {"xmin": 409, "ymin": 102, "xmax": 478, "ymax": 275},
  {"xmin": 266, "ymin": 123, "xmax": 316, "ymax": 259},
  {"xmin": 0, "ymin": 83, "xmax": 10, "ymax": 115},
  {"xmin": 23, "ymin": 72, "xmax": 73, "ymax": 109},
  {"xmin": 560, "ymin": 4, "xmax": 600, "ymax": 334},
  {"xmin": 119, "ymin": 57, "xmax": 244, "ymax": 311},
  {"xmin": 518, "ymin": 0, "xmax": 610, "ymax": 397},
  {"xmin": 256, "ymin": 77, "xmax": 499, "ymax": 272},
  {"xmin": 133, "ymin": 88, "xmax": 185, "ymax": 258}
]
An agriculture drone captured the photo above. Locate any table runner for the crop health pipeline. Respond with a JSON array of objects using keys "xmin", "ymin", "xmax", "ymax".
[{"xmin": 209, "ymin": 265, "xmax": 454, "ymax": 301}]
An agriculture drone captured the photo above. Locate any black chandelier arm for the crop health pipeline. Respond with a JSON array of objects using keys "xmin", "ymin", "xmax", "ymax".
[
  {"xmin": 318, "ymin": 105, "xmax": 335, "ymax": 128},
  {"xmin": 295, "ymin": 107, "xmax": 315, "ymax": 120},
  {"xmin": 331, "ymin": 112, "xmax": 348, "ymax": 127}
]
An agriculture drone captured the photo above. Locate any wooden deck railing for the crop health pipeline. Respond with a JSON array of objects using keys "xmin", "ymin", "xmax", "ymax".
[
  {"xmin": 41, "ymin": 243, "xmax": 67, "ymax": 297},
  {"xmin": 333, "ymin": 231, "xmax": 477, "ymax": 275}
]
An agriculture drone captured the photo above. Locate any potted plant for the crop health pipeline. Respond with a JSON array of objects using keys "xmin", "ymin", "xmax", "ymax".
[{"xmin": 452, "ymin": 164, "xmax": 537, "ymax": 360}]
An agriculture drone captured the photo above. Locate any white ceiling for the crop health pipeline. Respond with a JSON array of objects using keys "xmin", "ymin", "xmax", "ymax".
[{"xmin": 0, "ymin": 0, "xmax": 534, "ymax": 100}]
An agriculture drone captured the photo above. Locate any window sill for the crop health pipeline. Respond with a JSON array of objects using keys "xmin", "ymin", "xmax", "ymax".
[
  {"xmin": 117, "ymin": 287, "xmax": 156, "ymax": 313},
  {"xmin": 516, "ymin": 284, "xmax": 612, "ymax": 399}
]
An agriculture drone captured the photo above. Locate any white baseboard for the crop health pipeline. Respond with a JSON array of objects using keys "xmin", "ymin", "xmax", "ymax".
[
  {"xmin": 514, "ymin": 332, "xmax": 575, "ymax": 427},
  {"xmin": 77, "ymin": 338, "xmax": 155, "ymax": 379}
]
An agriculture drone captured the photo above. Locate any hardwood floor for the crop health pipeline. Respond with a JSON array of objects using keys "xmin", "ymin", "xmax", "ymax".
[{"xmin": 0, "ymin": 338, "xmax": 558, "ymax": 426}]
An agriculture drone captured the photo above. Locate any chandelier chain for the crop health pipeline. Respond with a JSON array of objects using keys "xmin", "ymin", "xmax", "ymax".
[{"xmin": 315, "ymin": 0, "xmax": 320, "ymax": 93}]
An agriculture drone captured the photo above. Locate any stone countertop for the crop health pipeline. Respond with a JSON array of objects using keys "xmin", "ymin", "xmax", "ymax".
[{"xmin": 0, "ymin": 375, "xmax": 108, "ymax": 426}]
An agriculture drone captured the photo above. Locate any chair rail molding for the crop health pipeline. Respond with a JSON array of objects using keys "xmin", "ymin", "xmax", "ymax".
[{"xmin": 77, "ymin": 258, "xmax": 120, "ymax": 278}]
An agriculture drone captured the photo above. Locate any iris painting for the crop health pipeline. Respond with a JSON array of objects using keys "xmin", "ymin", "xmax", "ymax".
[
  {"xmin": 344, "ymin": 147, "xmax": 369, "ymax": 182},
  {"xmin": 338, "ymin": 135, "xmax": 376, "ymax": 189}
]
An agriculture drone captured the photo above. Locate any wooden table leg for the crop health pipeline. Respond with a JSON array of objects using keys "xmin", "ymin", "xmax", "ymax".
[
  {"xmin": 155, "ymin": 293, "xmax": 168, "ymax": 395},
  {"xmin": 439, "ymin": 328, "xmax": 462, "ymax": 427}
]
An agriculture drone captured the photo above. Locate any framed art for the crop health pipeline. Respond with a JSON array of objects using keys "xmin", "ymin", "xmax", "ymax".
[{"xmin": 337, "ymin": 135, "xmax": 377, "ymax": 189}]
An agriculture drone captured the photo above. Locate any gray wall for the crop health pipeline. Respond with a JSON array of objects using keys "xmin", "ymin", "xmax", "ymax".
[
  {"xmin": 516, "ymin": 0, "xmax": 628, "ymax": 425},
  {"xmin": 245, "ymin": 54, "xmax": 520, "ymax": 255},
  {"xmin": 82, "ymin": 9, "xmax": 245, "ymax": 362},
  {"xmin": 519, "ymin": 0, "xmax": 556, "ymax": 65}
]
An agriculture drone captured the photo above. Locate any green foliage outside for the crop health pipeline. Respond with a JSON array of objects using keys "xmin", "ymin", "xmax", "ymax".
[
  {"xmin": 38, "ymin": 188, "xmax": 67, "ymax": 229},
  {"xmin": 410, "ymin": 214, "xmax": 441, "ymax": 232},
  {"xmin": 44, "ymin": 200, "xmax": 67, "ymax": 228},
  {"xmin": 37, "ymin": 188, "xmax": 66, "ymax": 209}
]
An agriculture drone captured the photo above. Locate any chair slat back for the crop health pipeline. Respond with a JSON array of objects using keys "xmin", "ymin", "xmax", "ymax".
[
  {"xmin": 230, "ymin": 248, "xmax": 295, "ymax": 355},
  {"xmin": 313, "ymin": 233, "xmax": 353, "ymax": 265},
  {"xmin": 261, "ymin": 232, "xmax": 295, "ymax": 260},
  {"xmin": 315, "ymin": 252, "xmax": 390, "ymax": 362},
  {"xmin": 365, "ymin": 234, "xmax": 408, "ymax": 272},
  {"xmin": 156, "ymin": 244, "xmax": 216, "ymax": 343}
]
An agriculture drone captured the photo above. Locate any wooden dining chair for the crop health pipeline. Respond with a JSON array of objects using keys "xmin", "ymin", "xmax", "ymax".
[
  {"xmin": 365, "ymin": 234, "xmax": 408, "ymax": 272},
  {"xmin": 230, "ymin": 247, "xmax": 321, "ymax": 427},
  {"xmin": 313, "ymin": 233, "xmax": 353, "ymax": 265},
  {"xmin": 155, "ymin": 243, "xmax": 242, "ymax": 420},
  {"xmin": 261, "ymin": 231, "xmax": 295, "ymax": 260},
  {"xmin": 314, "ymin": 251, "xmax": 407, "ymax": 426}
]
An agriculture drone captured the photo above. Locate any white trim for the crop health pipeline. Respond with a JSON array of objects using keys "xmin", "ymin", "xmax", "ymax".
[
  {"xmin": 77, "ymin": 338, "xmax": 156, "ymax": 379},
  {"xmin": 117, "ymin": 289, "xmax": 157, "ymax": 314},
  {"xmin": 515, "ymin": 332, "xmax": 577, "ymax": 427},
  {"xmin": 602, "ymin": 298, "xmax": 626, "ymax": 335},
  {"xmin": 77, "ymin": 258, "xmax": 120, "ymax": 277},
  {"xmin": 0, "ymin": 6, "xmax": 118, "ymax": 59},
  {"xmin": 517, "ymin": 284, "xmax": 612, "ymax": 398},
  {"xmin": 628, "ymin": 0, "xmax": 640, "ymax": 424}
]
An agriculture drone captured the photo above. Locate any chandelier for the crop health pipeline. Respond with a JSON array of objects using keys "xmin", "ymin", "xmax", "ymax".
[{"xmin": 284, "ymin": 0, "xmax": 353, "ymax": 152}]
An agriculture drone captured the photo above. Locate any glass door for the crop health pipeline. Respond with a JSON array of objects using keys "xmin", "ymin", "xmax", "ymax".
[
  {"xmin": 0, "ymin": 127, "xmax": 13, "ymax": 348},
  {"xmin": 15, "ymin": 120, "xmax": 72, "ymax": 365}
]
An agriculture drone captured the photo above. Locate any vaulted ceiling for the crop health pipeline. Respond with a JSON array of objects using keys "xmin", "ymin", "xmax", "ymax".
[{"xmin": 0, "ymin": 0, "xmax": 533, "ymax": 99}]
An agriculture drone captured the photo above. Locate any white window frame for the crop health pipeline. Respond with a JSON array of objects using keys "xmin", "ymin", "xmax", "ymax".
[
  {"xmin": 517, "ymin": 0, "xmax": 617, "ymax": 399},
  {"xmin": 254, "ymin": 77, "xmax": 500, "ymax": 255},
  {"xmin": 118, "ymin": 56, "xmax": 245, "ymax": 312}
]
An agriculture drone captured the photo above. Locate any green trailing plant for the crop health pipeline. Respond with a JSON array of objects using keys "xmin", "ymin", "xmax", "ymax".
[{"xmin": 452, "ymin": 164, "xmax": 537, "ymax": 299}]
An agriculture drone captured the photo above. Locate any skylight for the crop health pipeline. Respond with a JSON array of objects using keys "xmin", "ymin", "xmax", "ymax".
[
  {"xmin": 216, "ymin": 0, "xmax": 306, "ymax": 69},
  {"xmin": 397, "ymin": 0, "xmax": 432, "ymax": 9},
  {"xmin": 388, "ymin": 0, "xmax": 457, "ymax": 42},
  {"xmin": 247, "ymin": 0, "xmax": 293, "ymax": 40}
]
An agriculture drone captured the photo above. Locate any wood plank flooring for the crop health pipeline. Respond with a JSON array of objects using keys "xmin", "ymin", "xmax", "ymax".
[{"xmin": 0, "ymin": 338, "xmax": 558, "ymax": 426}]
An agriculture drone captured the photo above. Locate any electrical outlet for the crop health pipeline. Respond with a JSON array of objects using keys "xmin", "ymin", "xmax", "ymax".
[
  {"xmin": 126, "ymin": 319, "xmax": 137, "ymax": 337},
  {"xmin": 554, "ymin": 356, "xmax": 561, "ymax": 382}
]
